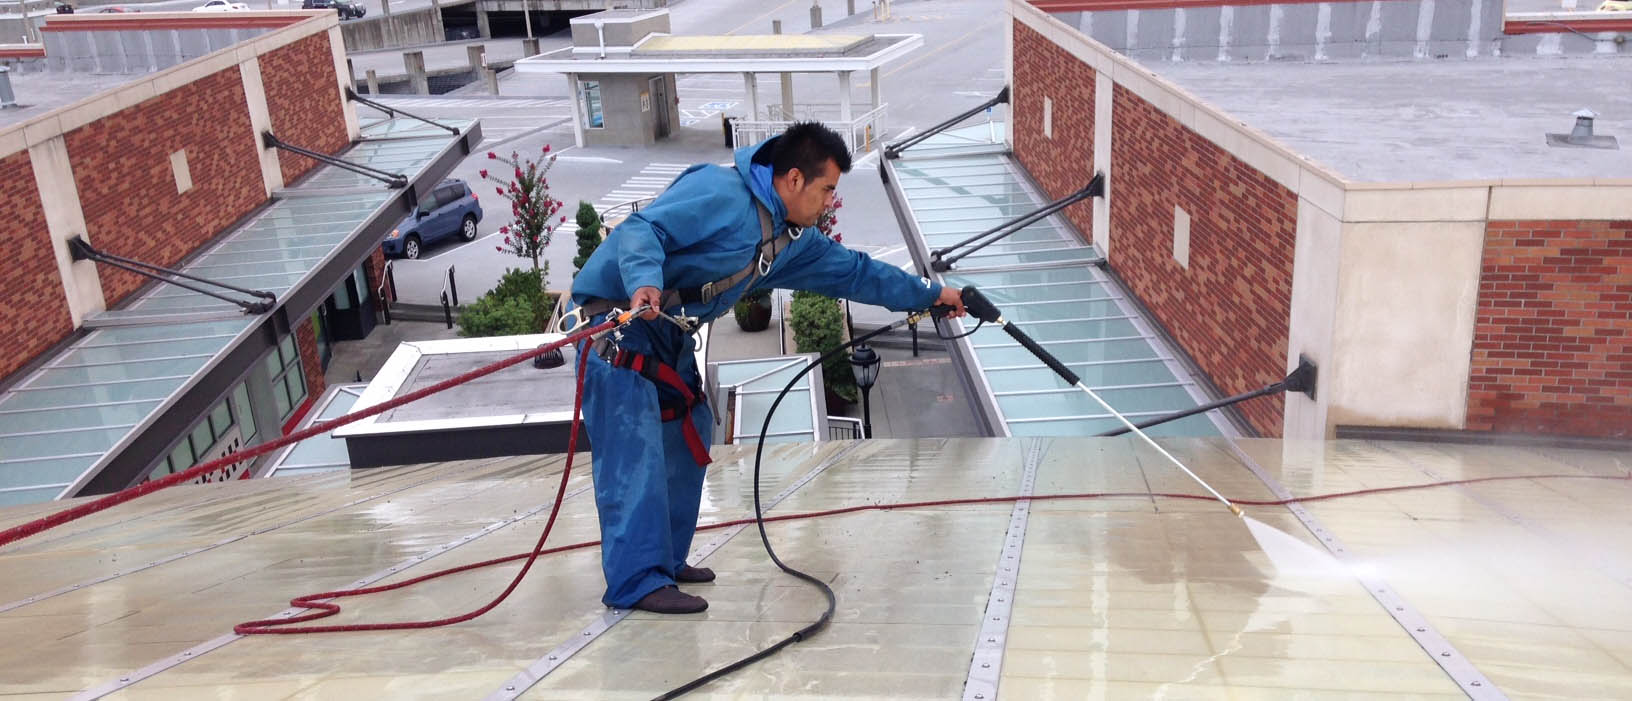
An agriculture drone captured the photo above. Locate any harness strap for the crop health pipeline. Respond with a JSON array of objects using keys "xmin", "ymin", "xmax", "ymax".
[
  {"xmin": 569, "ymin": 201, "xmax": 799, "ymax": 321},
  {"xmin": 609, "ymin": 349, "xmax": 712, "ymax": 467}
]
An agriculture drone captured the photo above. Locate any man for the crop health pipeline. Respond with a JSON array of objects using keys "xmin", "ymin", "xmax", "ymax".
[{"xmin": 569, "ymin": 122, "xmax": 964, "ymax": 614}]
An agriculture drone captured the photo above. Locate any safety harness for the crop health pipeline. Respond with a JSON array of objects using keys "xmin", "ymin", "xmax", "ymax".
[
  {"xmin": 567, "ymin": 203, "xmax": 799, "ymax": 323},
  {"xmin": 606, "ymin": 348, "xmax": 712, "ymax": 467}
]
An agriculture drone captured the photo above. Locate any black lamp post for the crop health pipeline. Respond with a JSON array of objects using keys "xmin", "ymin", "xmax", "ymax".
[{"xmin": 849, "ymin": 343, "xmax": 881, "ymax": 439}]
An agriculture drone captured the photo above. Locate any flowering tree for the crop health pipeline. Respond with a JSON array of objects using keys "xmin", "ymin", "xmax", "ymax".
[
  {"xmin": 479, "ymin": 144, "xmax": 566, "ymax": 280},
  {"xmin": 814, "ymin": 194, "xmax": 844, "ymax": 244}
]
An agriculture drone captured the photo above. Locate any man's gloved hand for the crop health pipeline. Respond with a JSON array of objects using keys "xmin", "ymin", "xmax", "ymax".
[
  {"xmin": 631, "ymin": 286, "xmax": 663, "ymax": 321},
  {"xmin": 936, "ymin": 286, "xmax": 967, "ymax": 318}
]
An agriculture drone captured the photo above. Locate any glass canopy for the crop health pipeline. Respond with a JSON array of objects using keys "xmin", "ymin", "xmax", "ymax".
[
  {"xmin": 0, "ymin": 120, "xmax": 464, "ymax": 505},
  {"xmin": 710, "ymin": 356, "xmax": 825, "ymax": 445},
  {"xmin": 890, "ymin": 123, "xmax": 1226, "ymax": 438},
  {"xmin": 263, "ymin": 384, "xmax": 366, "ymax": 478}
]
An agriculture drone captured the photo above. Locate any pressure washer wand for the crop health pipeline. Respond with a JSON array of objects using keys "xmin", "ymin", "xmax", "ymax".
[{"xmin": 959, "ymin": 286, "xmax": 1245, "ymax": 517}]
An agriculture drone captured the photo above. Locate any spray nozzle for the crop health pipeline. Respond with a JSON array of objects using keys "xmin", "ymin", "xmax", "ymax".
[{"xmin": 961, "ymin": 286, "xmax": 1004, "ymax": 324}]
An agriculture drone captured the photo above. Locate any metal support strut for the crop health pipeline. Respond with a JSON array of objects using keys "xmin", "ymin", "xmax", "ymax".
[
  {"xmin": 884, "ymin": 86, "xmax": 1008, "ymax": 160},
  {"xmin": 930, "ymin": 172, "xmax": 1105, "ymax": 272},
  {"xmin": 261, "ymin": 131, "xmax": 408, "ymax": 188},
  {"xmin": 68, "ymin": 237, "xmax": 276, "ymax": 314},
  {"xmin": 346, "ymin": 87, "xmax": 462, "ymax": 136}
]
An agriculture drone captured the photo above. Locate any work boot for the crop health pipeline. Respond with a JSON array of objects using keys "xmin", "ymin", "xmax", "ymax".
[
  {"xmin": 631, "ymin": 585, "xmax": 708, "ymax": 614},
  {"xmin": 676, "ymin": 564, "xmax": 716, "ymax": 583}
]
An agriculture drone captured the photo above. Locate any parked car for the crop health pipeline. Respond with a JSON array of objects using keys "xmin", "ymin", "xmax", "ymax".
[
  {"xmin": 301, "ymin": 0, "xmax": 365, "ymax": 20},
  {"xmin": 382, "ymin": 179, "xmax": 482, "ymax": 260},
  {"xmin": 1598, "ymin": 0, "xmax": 1632, "ymax": 10},
  {"xmin": 193, "ymin": 0, "xmax": 249, "ymax": 11}
]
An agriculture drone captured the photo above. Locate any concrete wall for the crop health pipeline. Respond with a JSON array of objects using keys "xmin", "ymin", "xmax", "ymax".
[
  {"xmin": 1053, "ymin": 0, "xmax": 1505, "ymax": 62},
  {"xmin": 578, "ymin": 72, "xmax": 672, "ymax": 147},
  {"xmin": 569, "ymin": 8, "xmax": 671, "ymax": 48},
  {"xmin": 339, "ymin": 6, "xmax": 442, "ymax": 53}
]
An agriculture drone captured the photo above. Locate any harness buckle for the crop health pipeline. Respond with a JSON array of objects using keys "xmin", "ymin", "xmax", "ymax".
[
  {"xmin": 758, "ymin": 252, "xmax": 773, "ymax": 276},
  {"xmin": 698, "ymin": 281, "xmax": 716, "ymax": 304},
  {"xmin": 556, "ymin": 306, "xmax": 587, "ymax": 334}
]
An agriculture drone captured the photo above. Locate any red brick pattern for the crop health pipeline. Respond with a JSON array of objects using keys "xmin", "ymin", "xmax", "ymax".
[
  {"xmin": 295, "ymin": 314, "xmax": 326, "ymax": 419},
  {"xmin": 65, "ymin": 67, "xmax": 264, "ymax": 307},
  {"xmin": 1467, "ymin": 220, "xmax": 1632, "ymax": 438},
  {"xmin": 0, "ymin": 151, "xmax": 74, "ymax": 383},
  {"xmin": 367, "ymin": 247, "xmax": 395, "ymax": 307},
  {"xmin": 1108, "ymin": 84, "xmax": 1297, "ymax": 436},
  {"xmin": 1012, "ymin": 21, "xmax": 1096, "ymax": 242},
  {"xmin": 259, "ymin": 33, "xmax": 349, "ymax": 185}
]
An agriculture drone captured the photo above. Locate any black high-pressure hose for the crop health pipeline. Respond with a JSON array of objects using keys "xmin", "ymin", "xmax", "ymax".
[{"xmin": 652, "ymin": 305, "xmax": 960, "ymax": 701}]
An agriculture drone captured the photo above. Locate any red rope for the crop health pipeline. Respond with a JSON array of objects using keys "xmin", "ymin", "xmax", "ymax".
[
  {"xmin": 0, "ymin": 319, "xmax": 618, "ymax": 551},
  {"xmin": 230, "ymin": 469, "xmax": 1629, "ymax": 635},
  {"xmin": 235, "ymin": 345, "xmax": 593, "ymax": 634}
]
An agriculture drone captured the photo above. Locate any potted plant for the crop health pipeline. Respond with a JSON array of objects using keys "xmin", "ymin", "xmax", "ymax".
[
  {"xmin": 789, "ymin": 290, "xmax": 857, "ymax": 407},
  {"xmin": 733, "ymin": 289, "xmax": 773, "ymax": 331}
]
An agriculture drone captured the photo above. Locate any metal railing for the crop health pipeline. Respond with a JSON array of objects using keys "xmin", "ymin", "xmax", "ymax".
[
  {"xmin": 827, "ymin": 416, "xmax": 862, "ymax": 440},
  {"xmin": 598, "ymin": 196, "xmax": 656, "ymax": 228},
  {"xmin": 376, "ymin": 260, "xmax": 396, "ymax": 325},
  {"xmin": 732, "ymin": 104, "xmax": 888, "ymax": 155},
  {"xmin": 438, "ymin": 264, "xmax": 458, "ymax": 329}
]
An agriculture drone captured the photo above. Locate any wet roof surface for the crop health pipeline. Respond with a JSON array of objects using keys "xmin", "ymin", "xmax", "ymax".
[{"xmin": 0, "ymin": 437, "xmax": 1626, "ymax": 697}]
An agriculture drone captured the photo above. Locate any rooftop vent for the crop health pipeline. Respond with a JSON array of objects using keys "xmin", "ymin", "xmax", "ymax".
[
  {"xmin": 1546, "ymin": 108, "xmax": 1618, "ymax": 150},
  {"xmin": 0, "ymin": 66, "xmax": 18, "ymax": 110}
]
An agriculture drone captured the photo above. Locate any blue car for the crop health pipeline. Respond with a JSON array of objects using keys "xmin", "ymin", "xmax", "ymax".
[{"xmin": 383, "ymin": 178, "xmax": 482, "ymax": 259}]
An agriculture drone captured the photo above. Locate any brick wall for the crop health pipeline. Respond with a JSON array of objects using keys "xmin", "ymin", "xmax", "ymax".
[
  {"xmin": 1012, "ymin": 21, "xmax": 1095, "ymax": 241},
  {"xmin": 1467, "ymin": 220, "xmax": 1632, "ymax": 438},
  {"xmin": 259, "ymin": 33, "xmax": 349, "ymax": 185},
  {"xmin": 0, "ymin": 151, "xmax": 74, "ymax": 383},
  {"xmin": 295, "ymin": 314, "xmax": 326, "ymax": 421},
  {"xmin": 367, "ymin": 247, "xmax": 395, "ymax": 307},
  {"xmin": 65, "ymin": 67, "xmax": 264, "ymax": 307},
  {"xmin": 1108, "ymin": 84, "xmax": 1297, "ymax": 436}
]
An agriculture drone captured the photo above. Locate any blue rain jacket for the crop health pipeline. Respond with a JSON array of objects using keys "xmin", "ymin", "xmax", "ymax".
[
  {"xmin": 572, "ymin": 137, "xmax": 942, "ymax": 609},
  {"xmin": 571, "ymin": 137, "xmax": 944, "ymax": 320}
]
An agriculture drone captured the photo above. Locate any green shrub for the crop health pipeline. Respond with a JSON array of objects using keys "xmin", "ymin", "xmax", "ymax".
[
  {"xmin": 789, "ymin": 290, "xmax": 857, "ymax": 402},
  {"xmin": 459, "ymin": 268, "xmax": 555, "ymax": 338},
  {"xmin": 572, "ymin": 201, "xmax": 603, "ymax": 277}
]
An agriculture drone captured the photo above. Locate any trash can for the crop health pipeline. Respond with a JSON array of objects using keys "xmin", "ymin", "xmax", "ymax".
[{"xmin": 722, "ymin": 115, "xmax": 735, "ymax": 148}]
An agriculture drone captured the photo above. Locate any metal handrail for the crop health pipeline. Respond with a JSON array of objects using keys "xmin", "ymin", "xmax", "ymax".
[
  {"xmin": 598, "ymin": 196, "xmax": 656, "ymax": 225},
  {"xmin": 376, "ymin": 260, "xmax": 395, "ymax": 324},
  {"xmin": 438, "ymin": 265, "xmax": 458, "ymax": 329}
]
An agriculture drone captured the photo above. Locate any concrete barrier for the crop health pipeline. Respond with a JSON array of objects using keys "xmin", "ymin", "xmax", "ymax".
[{"xmin": 340, "ymin": 6, "xmax": 443, "ymax": 52}]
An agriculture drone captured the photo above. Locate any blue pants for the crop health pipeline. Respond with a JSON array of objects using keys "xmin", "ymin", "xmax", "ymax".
[{"xmin": 580, "ymin": 316, "xmax": 713, "ymax": 608}]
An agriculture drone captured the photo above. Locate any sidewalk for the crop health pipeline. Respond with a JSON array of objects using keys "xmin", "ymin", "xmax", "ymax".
[{"xmin": 323, "ymin": 319, "xmax": 461, "ymax": 387}]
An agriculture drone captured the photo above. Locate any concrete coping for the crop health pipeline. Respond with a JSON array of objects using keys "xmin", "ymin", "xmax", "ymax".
[{"xmin": 0, "ymin": 11, "xmax": 339, "ymax": 160}]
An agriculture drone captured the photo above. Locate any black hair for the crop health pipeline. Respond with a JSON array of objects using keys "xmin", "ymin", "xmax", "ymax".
[{"xmin": 769, "ymin": 121, "xmax": 852, "ymax": 180}]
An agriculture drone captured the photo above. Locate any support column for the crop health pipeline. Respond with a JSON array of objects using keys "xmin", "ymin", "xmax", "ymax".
[
  {"xmin": 476, "ymin": 7, "xmax": 491, "ymax": 39},
  {"xmin": 773, "ymin": 20, "xmax": 792, "ymax": 120},
  {"xmin": 523, "ymin": 37, "xmax": 540, "ymax": 56},
  {"xmin": 838, "ymin": 70, "xmax": 852, "ymax": 123},
  {"xmin": 869, "ymin": 66, "xmax": 880, "ymax": 112},
  {"xmin": 467, "ymin": 44, "xmax": 486, "ymax": 71},
  {"xmin": 405, "ymin": 51, "xmax": 428, "ymax": 95},
  {"xmin": 743, "ymin": 72, "xmax": 759, "ymax": 122},
  {"xmin": 366, "ymin": 69, "xmax": 379, "ymax": 95},
  {"xmin": 568, "ymin": 74, "xmax": 586, "ymax": 148},
  {"xmin": 810, "ymin": 0, "xmax": 823, "ymax": 29}
]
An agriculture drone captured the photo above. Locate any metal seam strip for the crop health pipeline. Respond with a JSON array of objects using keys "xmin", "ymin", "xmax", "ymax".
[
  {"xmin": 1376, "ymin": 441, "xmax": 1632, "ymax": 592},
  {"xmin": 0, "ymin": 461, "xmax": 482, "ymax": 614},
  {"xmin": 483, "ymin": 440, "xmax": 868, "ymax": 701},
  {"xmin": 1216, "ymin": 439, "xmax": 1506, "ymax": 699},
  {"xmin": 73, "ymin": 466, "xmax": 595, "ymax": 700},
  {"xmin": 962, "ymin": 438, "xmax": 1045, "ymax": 701}
]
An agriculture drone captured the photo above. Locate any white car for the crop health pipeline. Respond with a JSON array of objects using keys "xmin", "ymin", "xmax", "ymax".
[{"xmin": 193, "ymin": 0, "xmax": 250, "ymax": 10}]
